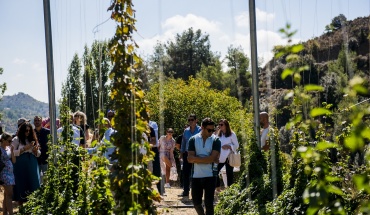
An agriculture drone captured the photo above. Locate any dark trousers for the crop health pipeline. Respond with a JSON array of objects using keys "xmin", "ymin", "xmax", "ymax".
[
  {"xmin": 152, "ymin": 147, "xmax": 164, "ymax": 195},
  {"xmin": 216, "ymin": 159, "xmax": 234, "ymax": 187},
  {"xmin": 191, "ymin": 177, "xmax": 216, "ymax": 215},
  {"xmin": 182, "ymin": 152, "xmax": 193, "ymax": 194}
]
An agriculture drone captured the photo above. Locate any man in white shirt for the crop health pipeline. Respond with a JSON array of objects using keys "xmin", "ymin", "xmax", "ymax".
[
  {"xmin": 57, "ymin": 114, "xmax": 81, "ymax": 146},
  {"xmin": 260, "ymin": 112, "xmax": 270, "ymax": 151}
]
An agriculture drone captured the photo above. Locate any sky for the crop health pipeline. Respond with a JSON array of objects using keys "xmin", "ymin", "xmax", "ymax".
[{"xmin": 0, "ymin": 0, "xmax": 369, "ymax": 104}]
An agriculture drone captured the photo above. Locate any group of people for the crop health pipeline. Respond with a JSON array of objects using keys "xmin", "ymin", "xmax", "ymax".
[
  {"xmin": 0, "ymin": 117, "xmax": 43, "ymax": 214},
  {"xmin": 153, "ymin": 112, "xmax": 269, "ymax": 215},
  {"xmin": 0, "ymin": 110, "xmax": 270, "ymax": 215},
  {"xmin": 0, "ymin": 109, "xmax": 117, "ymax": 214},
  {"xmin": 147, "ymin": 114, "xmax": 241, "ymax": 215}
]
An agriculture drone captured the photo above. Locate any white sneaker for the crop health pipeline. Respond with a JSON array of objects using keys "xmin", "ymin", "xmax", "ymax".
[{"xmin": 164, "ymin": 183, "xmax": 171, "ymax": 188}]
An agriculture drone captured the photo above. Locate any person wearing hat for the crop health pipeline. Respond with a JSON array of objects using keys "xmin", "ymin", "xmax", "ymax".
[{"xmin": 17, "ymin": 118, "xmax": 30, "ymax": 128}]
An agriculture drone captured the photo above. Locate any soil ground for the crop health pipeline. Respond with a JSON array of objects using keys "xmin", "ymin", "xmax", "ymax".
[{"xmin": 155, "ymin": 184, "xmax": 197, "ymax": 215}]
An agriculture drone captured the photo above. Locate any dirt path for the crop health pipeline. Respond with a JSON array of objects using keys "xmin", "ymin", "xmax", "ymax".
[
  {"xmin": 155, "ymin": 185, "xmax": 197, "ymax": 214},
  {"xmin": 0, "ymin": 185, "xmax": 199, "ymax": 214}
]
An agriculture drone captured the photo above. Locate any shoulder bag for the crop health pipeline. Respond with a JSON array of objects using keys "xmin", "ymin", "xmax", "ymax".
[{"xmin": 228, "ymin": 150, "xmax": 241, "ymax": 167}]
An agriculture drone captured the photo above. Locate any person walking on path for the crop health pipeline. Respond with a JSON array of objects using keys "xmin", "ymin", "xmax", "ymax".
[
  {"xmin": 179, "ymin": 114, "xmax": 201, "ymax": 197},
  {"xmin": 0, "ymin": 132, "xmax": 16, "ymax": 215},
  {"xmin": 215, "ymin": 119, "xmax": 239, "ymax": 191},
  {"xmin": 159, "ymin": 128, "xmax": 176, "ymax": 188},
  {"xmin": 188, "ymin": 118, "xmax": 221, "ymax": 215}
]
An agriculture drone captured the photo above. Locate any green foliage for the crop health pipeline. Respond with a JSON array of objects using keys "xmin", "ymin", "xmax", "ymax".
[
  {"xmin": 145, "ymin": 78, "xmax": 248, "ymax": 136},
  {"xmin": 85, "ymin": 40, "xmax": 112, "ymax": 126},
  {"xmin": 325, "ymin": 14, "xmax": 347, "ymax": 33},
  {"xmin": 20, "ymin": 101, "xmax": 114, "ymax": 214},
  {"xmin": 0, "ymin": 68, "xmax": 6, "ymax": 120},
  {"xmin": 62, "ymin": 53, "xmax": 83, "ymax": 112},
  {"xmin": 196, "ymin": 58, "xmax": 225, "ymax": 91},
  {"xmin": 108, "ymin": 0, "xmax": 160, "ymax": 214},
  {"xmin": 164, "ymin": 27, "xmax": 215, "ymax": 80},
  {"xmin": 224, "ymin": 46, "xmax": 252, "ymax": 105}
]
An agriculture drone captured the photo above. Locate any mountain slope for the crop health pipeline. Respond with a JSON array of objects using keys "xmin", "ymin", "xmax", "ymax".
[{"xmin": 0, "ymin": 92, "xmax": 57, "ymax": 134}]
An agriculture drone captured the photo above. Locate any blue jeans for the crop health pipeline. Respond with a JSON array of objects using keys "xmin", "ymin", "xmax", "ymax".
[{"xmin": 191, "ymin": 177, "xmax": 216, "ymax": 215}]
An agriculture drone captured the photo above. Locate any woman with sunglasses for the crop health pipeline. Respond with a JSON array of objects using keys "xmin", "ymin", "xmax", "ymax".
[
  {"xmin": 0, "ymin": 132, "xmax": 16, "ymax": 214},
  {"xmin": 159, "ymin": 128, "xmax": 176, "ymax": 188},
  {"xmin": 215, "ymin": 119, "xmax": 239, "ymax": 192},
  {"xmin": 11, "ymin": 122, "xmax": 41, "ymax": 205}
]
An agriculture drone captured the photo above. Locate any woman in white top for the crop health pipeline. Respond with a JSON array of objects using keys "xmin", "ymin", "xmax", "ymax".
[
  {"xmin": 216, "ymin": 119, "xmax": 239, "ymax": 191},
  {"xmin": 159, "ymin": 128, "xmax": 176, "ymax": 188}
]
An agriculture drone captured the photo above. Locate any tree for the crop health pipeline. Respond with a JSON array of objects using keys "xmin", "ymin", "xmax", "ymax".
[
  {"xmin": 82, "ymin": 45, "xmax": 97, "ymax": 128},
  {"xmin": 146, "ymin": 78, "xmax": 249, "ymax": 137},
  {"xmin": 62, "ymin": 53, "xmax": 83, "ymax": 112},
  {"xmin": 108, "ymin": 0, "xmax": 160, "ymax": 213},
  {"xmin": 165, "ymin": 28, "xmax": 214, "ymax": 80},
  {"xmin": 224, "ymin": 46, "xmax": 252, "ymax": 105},
  {"xmin": 90, "ymin": 40, "xmax": 111, "ymax": 111},
  {"xmin": 325, "ymin": 14, "xmax": 347, "ymax": 33},
  {"xmin": 0, "ymin": 67, "xmax": 6, "ymax": 120},
  {"xmin": 196, "ymin": 57, "xmax": 225, "ymax": 91}
]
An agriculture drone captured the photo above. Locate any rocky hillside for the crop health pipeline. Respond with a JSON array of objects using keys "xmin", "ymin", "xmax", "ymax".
[{"xmin": 259, "ymin": 15, "xmax": 370, "ymax": 128}]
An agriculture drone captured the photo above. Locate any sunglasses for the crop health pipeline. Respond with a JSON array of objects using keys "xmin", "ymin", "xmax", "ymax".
[
  {"xmin": 188, "ymin": 119, "xmax": 195, "ymax": 122},
  {"xmin": 167, "ymin": 131, "xmax": 173, "ymax": 134},
  {"xmin": 207, "ymin": 129, "xmax": 215, "ymax": 133},
  {"xmin": 218, "ymin": 124, "xmax": 224, "ymax": 126}
]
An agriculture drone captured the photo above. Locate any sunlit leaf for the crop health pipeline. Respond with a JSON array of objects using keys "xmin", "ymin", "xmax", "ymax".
[
  {"xmin": 291, "ymin": 44, "xmax": 304, "ymax": 53},
  {"xmin": 127, "ymin": 6, "xmax": 133, "ymax": 16},
  {"xmin": 281, "ymin": 68, "xmax": 294, "ymax": 80},
  {"xmin": 353, "ymin": 85, "xmax": 368, "ymax": 95},
  {"xmin": 315, "ymin": 141, "xmax": 337, "ymax": 150},
  {"xmin": 325, "ymin": 175, "xmax": 341, "ymax": 183},
  {"xmin": 298, "ymin": 65, "xmax": 310, "ymax": 72},
  {"xmin": 275, "ymin": 51, "xmax": 285, "ymax": 58},
  {"xmin": 362, "ymin": 127, "xmax": 370, "ymax": 139},
  {"xmin": 293, "ymin": 72, "xmax": 301, "ymax": 84},
  {"xmin": 353, "ymin": 174, "xmax": 369, "ymax": 191},
  {"xmin": 123, "ymin": 26, "xmax": 129, "ymax": 34},
  {"xmin": 127, "ymin": 44, "xmax": 134, "ymax": 53},
  {"xmin": 306, "ymin": 206, "xmax": 319, "ymax": 215},
  {"xmin": 344, "ymin": 135, "xmax": 364, "ymax": 151},
  {"xmin": 310, "ymin": 108, "xmax": 332, "ymax": 117},
  {"xmin": 304, "ymin": 84, "xmax": 324, "ymax": 92},
  {"xmin": 327, "ymin": 185, "xmax": 344, "ymax": 196}
]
